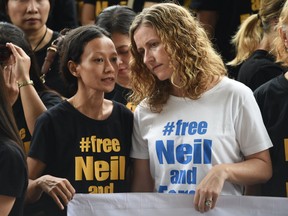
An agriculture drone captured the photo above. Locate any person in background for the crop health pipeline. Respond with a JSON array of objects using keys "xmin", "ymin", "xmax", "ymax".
[
  {"xmin": 228, "ymin": 0, "xmax": 286, "ymax": 91},
  {"xmin": 26, "ymin": 25, "xmax": 133, "ymax": 215},
  {"xmin": 0, "ymin": 22, "xmax": 62, "ymax": 155},
  {"xmin": 253, "ymin": 1, "xmax": 288, "ymax": 197},
  {"xmin": 96, "ymin": 5, "xmax": 136, "ymax": 111},
  {"xmin": 129, "ymin": 3, "xmax": 272, "ymax": 213},
  {"xmin": 132, "ymin": 0, "xmax": 185, "ymax": 13},
  {"xmin": 81, "ymin": 0, "xmax": 186, "ymax": 25},
  {"xmin": 47, "ymin": 0, "xmax": 79, "ymax": 32},
  {"xmin": 0, "ymin": 46, "xmax": 28, "ymax": 216},
  {"xmin": 0, "ymin": 0, "xmax": 71, "ymax": 98},
  {"xmin": 190, "ymin": 0, "xmax": 260, "ymax": 78},
  {"xmin": 81, "ymin": 0, "xmax": 128, "ymax": 25}
]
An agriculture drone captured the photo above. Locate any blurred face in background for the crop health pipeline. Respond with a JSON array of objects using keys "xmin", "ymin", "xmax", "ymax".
[
  {"xmin": 6, "ymin": 0, "xmax": 50, "ymax": 32},
  {"xmin": 111, "ymin": 32, "xmax": 131, "ymax": 87}
]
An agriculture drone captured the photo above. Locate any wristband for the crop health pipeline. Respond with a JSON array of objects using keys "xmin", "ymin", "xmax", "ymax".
[{"xmin": 17, "ymin": 80, "xmax": 34, "ymax": 88}]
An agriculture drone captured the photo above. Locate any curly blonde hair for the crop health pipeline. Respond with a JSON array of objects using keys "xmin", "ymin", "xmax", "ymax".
[
  {"xmin": 274, "ymin": 2, "xmax": 288, "ymax": 67},
  {"xmin": 129, "ymin": 3, "xmax": 226, "ymax": 113}
]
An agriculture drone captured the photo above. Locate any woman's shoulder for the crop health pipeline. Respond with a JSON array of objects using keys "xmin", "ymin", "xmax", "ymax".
[
  {"xmin": 38, "ymin": 90, "xmax": 64, "ymax": 108},
  {"xmin": 37, "ymin": 100, "xmax": 71, "ymax": 120},
  {"xmin": 216, "ymin": 76, "xmax": 253, "ymax": 96}
]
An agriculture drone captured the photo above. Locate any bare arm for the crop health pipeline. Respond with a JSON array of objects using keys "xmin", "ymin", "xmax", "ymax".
[
  {"xmin": 81, "ymin": 4, "xmax": 96, "ymax": 25},
  {"xmin": 0, "ymin": 196, "xmax": 15, "ymax": 216},
  {"xmin": 25, "ymin": 157, "xmax": 46, "ymax": 204},
  {"xmin": 19, "ymin": 85, "xmax": 46, "ymax": 135},
  {"xmin": 194, "ymin": 149, "xmax": 272, "ymax": 212},
  {"xmin": 26, "ymin": 157, "xmax": 75, "ymax": 210},
  {"xmin": 131, "ymin": 159, "xmax": 154, "ymax": 192},
  {"xmin": 7, "ymin": 43, "xmax": 46, "ymax": 135}
]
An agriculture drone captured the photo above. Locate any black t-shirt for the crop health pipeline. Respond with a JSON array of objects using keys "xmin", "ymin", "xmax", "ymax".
[
  {"xmin": 237, "ymin": 50, "xmax": 284, "ymax": 91},
  {"xmin": 83, "ymin": 0, "xmax": 185, "ymax": 13},
  {"xmin": 83, "ymin": 0, "xmax": 125, "ymax": 3},
  {"xmin": 190, "ymin": 0, "xmax": 259, "ymax": 62},
  {"xmin": 105, "ymin": 83, "xmax": 135, "ymax": 111},
  {"xmin": 254, "ymin": 74, "xmax": 288, "ymax": 197},
  {"xmin": 28, "ymin": 100, "xmax": 133, "ymax": 215},
  {"xmin": 105, "ymin": 84, "xmax": 131, "ymax": 104},
  {"xmin": 133, "ymin": 0, "xmax": 184, "ymax": 12},
  {"xmin": 13, "ymin": 91, "xmax": 63, "ymax": 154},
  {"xmin": 83, "ymin": 0, "xmax": 128, "ymax": 15},
  {"xmin": 0, "ymin": 137, "xmax": 28, "ymax": 216},
  {"xmin": 47, "ymin": 0, "xmax": 79, "ymax": 32}
]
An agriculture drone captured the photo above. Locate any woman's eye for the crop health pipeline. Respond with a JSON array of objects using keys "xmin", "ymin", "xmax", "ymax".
[
  {"xmin": 95, "ymin": 58, "xmax": 104, "ymax": 63},
  {"xmin": 111, "ymin": 57, "xmax": 118, "ymax": 62},
  {"xmin": 118, "ymin": 50, "xmax": 129, "ymax": 55},
  {"xmin": 151, "ymin": 42, "xmax": 158, "ymax": 48}
]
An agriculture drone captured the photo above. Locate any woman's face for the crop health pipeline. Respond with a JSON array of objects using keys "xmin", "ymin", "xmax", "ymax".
[
  {"xmin": 133, "ymin": 24, "xmax": 174, "ymax": 81},
  {"xmin": 111, "ymin": 32, "xmax": 131, "ymax": 84},
  {"xmin": 7, "ymin": 0, "xmax": 50, "ymax": 32},
  {"xmin": 73, "ymin": 36, "xmax": 119, "ymax": 93}
]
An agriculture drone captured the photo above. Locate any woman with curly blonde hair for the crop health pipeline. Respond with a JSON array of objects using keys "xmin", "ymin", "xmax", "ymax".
[
  {"xmin": 129, "ymin": 2, "xmax": 273, "ymax": 213},
  {"xmin": 129, "ymin": 3, "xmax": 226, "ymax": 112}
]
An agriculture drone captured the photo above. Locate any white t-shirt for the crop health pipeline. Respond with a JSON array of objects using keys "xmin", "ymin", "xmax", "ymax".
[{"xmin": 131, "ymin": 77, "xmax": 272, "ymax": 195}]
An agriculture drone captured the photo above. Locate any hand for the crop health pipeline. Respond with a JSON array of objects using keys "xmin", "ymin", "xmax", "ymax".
[
  {"xmin": 3, "ymin": 64, "xmax": 19, "ymax": 105},
  {"xmin": 193, "ymin": 165, "xmax": 226, "ymax": 213},
  {"xmin": 38, "ymin": 175, "xmax": 76, "ymax": 210},
  {"xmin": 6, "ymin": 42, "xmax": 31, "ymax": 82}
]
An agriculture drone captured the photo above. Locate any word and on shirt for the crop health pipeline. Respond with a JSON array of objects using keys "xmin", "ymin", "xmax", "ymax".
[{"xmin": 157, "ymin": 120, "xmax": 212, "ymax": 194}]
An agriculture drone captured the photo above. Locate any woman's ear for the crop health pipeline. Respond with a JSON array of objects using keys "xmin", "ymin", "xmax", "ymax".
[
  {"xmin": 68, "ymin": 60, "xmax": 79, "ymax": 77},
  {"xmin": 280, "ymin": 26, "xmax": 288, "ymax": 51}
]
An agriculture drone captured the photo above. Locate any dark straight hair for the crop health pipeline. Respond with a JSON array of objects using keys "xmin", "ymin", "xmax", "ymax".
[
  {"xmin": 96, "ymin": 5, "xmax": 136, "ymax": 35},
  {"xmin": 0, "ymin": 22, "xmax": 48, "ymax": 92},
  {"xmin": 0, "ymin": 65, "xmax": 24, "ymax": 150}
]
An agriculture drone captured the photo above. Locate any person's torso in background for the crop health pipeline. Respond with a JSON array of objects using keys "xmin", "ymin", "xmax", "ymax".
[
  {"xmin": 82, "ymin": 0, "xmax": 188, "ymax": 15},
  {"xmin": 190, "ymin": 0, "xmax": 260, "ymax": 63}
]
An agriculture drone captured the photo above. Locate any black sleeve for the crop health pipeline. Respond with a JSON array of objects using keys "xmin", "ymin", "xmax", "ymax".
[
  {"xmin": 250, "ymin": 65, "xmax": 283, "ymax": 91},
  {"xmin": 0, "ymin": 144, "xmax": 27, "ymax": 197},
  {"xmin": 39, "ymin": 91, "xmax": 63, "ymax": 109}
]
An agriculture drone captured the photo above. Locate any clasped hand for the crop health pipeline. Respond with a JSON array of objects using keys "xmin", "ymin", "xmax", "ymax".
[{"xmin": 38, "ymin": 175, "xmax": 76, "ymax": 210}]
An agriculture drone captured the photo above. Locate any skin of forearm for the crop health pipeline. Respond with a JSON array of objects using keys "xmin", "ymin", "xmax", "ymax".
[
  {"xmin": 214, "ymin": 158, "xmax": 272, "ymax": 186},
  {"xmin": 25, "ymin": 179, "xmax": 44, "ymax": 204},
  {"xmin": 20, "ymin": 86, "xmax": 46, "ymax": 134}
]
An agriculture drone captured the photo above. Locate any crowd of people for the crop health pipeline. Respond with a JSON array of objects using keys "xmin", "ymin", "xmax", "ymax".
[{"xmin": 0, "ymin": 0, "xmax": 287, "ymax": 215}]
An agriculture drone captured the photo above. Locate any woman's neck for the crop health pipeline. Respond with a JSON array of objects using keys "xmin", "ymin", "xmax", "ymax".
[
  {"xmin": 117, "ymin": 77, "xmax": 131, "ymax": 89},
  {"xmin": 26, "ymin": 26, "xmax": 52, "ymax": 51},
  {"xmin": 68, "ymin": 91, "xmax": 113, "ymax": 120},
  {"xmin": 257, "ymin": 31, "xmax": 277, "ymax": 51}
]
